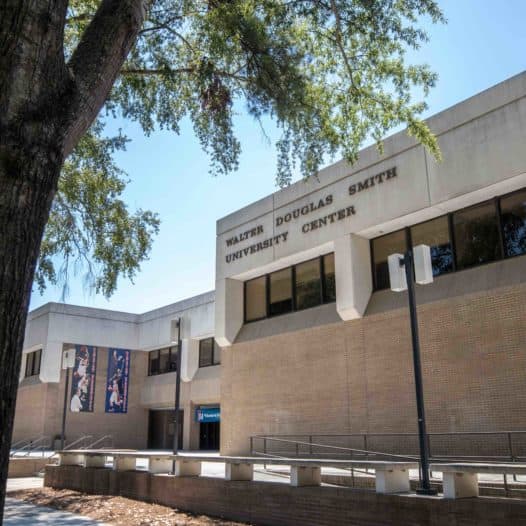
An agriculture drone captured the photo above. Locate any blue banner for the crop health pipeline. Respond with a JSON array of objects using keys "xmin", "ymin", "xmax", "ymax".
[
  {"xmin": 70, "ymin": 345, "xmax": 97, "ymax": 413},
  {"xmin": 105, "ymin": 348, "xmax": 130, "ymax": 414},
  {"xmin": 196, "ymin": 407, "xmax": 220, "ymax": 423}
]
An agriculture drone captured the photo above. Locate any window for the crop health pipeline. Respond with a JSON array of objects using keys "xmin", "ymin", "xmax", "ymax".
[
  {"xmin": 244, "ymin": 253, "xmax": 336, "ymax": 322},
  {"xmin": 24, "ymin": 349, "xmax": 42, "ymax": 378},
  {"xmin": 269, "ymin": 268, "xmax": 293, "ymax": 316},
  {"xmin": 199, "ymin": 338, "xmax": 221, "ymax": 367},
  {"xmin": 148, "ymin": 346, "xmax": 178, "ymax": 376},
  {"xmin": 453, "ymin": 201, "xmax": 501, "ymax": 270},
  {"xmin": 295, "ymin": 258, "xmax": 322, "ymax": 311},
  {"xmin": 245, "ymin": 276, "xmax": 267, "ymax": 322},
  {"xmin": 500, "ymin": 189, "xmax": 526, "ymax": 257},
  {"xmin": 370, "ymin": 187, "xmax": 526, "ymax": 290},
  {"xmin": 372, "ymin": 230, "xmax": 407, "ymax": 290},
  {"xmin": 323, "ymin": 253, "xmax": 336, "ymax": 303},
  {"xmin": 411, "ymin": 216, "xmax": 453, "ymax": 276}
]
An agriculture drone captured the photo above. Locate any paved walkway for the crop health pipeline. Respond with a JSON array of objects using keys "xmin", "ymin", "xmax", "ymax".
[{"xmin": 3, "ymin": 498, "xmax": 106, "ymax": 525}]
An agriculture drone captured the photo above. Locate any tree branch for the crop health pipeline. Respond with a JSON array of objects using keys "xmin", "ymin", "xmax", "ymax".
[
  {"xmin": 120, "ymin": 67, "xmax": 247, "ymax": 81},
  {"xmin": 64, "ymin": 0, "xmax": 150, "ymax": 157}
]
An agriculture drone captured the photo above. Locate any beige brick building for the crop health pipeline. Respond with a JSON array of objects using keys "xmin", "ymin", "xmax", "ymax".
[
  {"xmin": 215, "ymin": 71, "xmax": 526, "ymax": 456},
  {"xmin": 14, "ymin": 293, "xmax": 221, "ymax": 451},
  {"xmin": 14, "ymin": 72, "xmax": 526, "ymax": 458}
]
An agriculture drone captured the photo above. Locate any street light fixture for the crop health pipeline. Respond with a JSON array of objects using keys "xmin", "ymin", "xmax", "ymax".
[
  {"xmin": 60, "ymin": 349, "xmax": 75, "ymax": 451},
  {"xmin": 388, "ymin": 244, "xmax": 437, "ymax": 495}
]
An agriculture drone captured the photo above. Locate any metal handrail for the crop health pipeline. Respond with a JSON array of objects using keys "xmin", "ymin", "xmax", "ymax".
[
  {"xmin": 10, "ymin": 437, "xmax": 32, "ymax": 450},
  {"xmin": 251, "ymin": 431, "xmax": 526, "ymax": 464},
  {"xmin": 64, "ymin": 435, "xmax": 93, "ymax": 450},
  {"xmin": 84, "ymin": 435, "xmax": 113, "ymax": 449},
  {"xmin": 251, "ymin": 435, "xmax": 418, "ymax": 462},
  {"xmin": 10, "ymin": 435, "xmax": 51, "ymax": 457},
  {"xmin": 250, "ymin": 432, "xmax": 526, "ymax": 495}
]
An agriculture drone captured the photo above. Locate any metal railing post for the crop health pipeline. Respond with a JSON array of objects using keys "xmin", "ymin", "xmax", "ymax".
[{"xmin": 309, "ymin": 435, "xmax": 313, "ymax": 456}]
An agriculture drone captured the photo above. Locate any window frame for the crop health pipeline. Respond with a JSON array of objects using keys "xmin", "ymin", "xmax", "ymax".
[
  {"xmin": 199, "ymin": 337, "xmax": 220, "ymax": 368},
  {"xmin": 370, "ymin": 188, "xmax": 526, "ymax": 291},
  {"xmin": 244, "ymin": 275, "xmax": 268, "ymax": 323},
  {"xmin": 148, "ymin": 346, "xmax": 178, "ymax": 376},
  {"xmin": 498, "ymin": 187, "xmax": 526, "ymax": 260},
  {"xmin": 24, "ymin": 349, "xmax": 42, "ymax": 378},
  {"xmin": 243, "ymin": 253, "xmax": 337, "ymax": 323},
  {"xmin": 294, "ymin": 256, "xmax": 323, "ymax": 312}
]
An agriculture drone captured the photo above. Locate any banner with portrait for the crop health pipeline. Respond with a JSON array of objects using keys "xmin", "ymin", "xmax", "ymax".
[
  {"xmin": 70, "ymin": 345, "xmax": 97, "ymax": 412},
  {"xmin": 105, "ymin": 348, "xmax": 131, "ymax": 414}
]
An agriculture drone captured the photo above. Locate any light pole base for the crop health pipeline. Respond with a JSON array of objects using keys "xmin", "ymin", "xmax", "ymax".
[{"xmin": 416, "ymin": 487, "xmax": 438, "ymax": 496}]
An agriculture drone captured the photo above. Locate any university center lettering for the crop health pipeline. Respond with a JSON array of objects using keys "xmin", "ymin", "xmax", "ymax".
[
  {"xmin": 224, "ymin": 167, "xmax": 397, "ymax": 263},
  {"xmin": 225, "ymin": 231, "xmax": 289, "ymax": 263}
]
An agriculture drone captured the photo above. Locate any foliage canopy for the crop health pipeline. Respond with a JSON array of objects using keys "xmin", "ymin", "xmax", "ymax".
[{"xmin": 41, "ymin": 0, "xmax": 445, "ymax": 297}]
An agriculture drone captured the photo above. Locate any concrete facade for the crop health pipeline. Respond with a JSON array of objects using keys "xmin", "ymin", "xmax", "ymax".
[
  {"xmin": 215, "ymin": 72, "xmax": 526, "ymax": 455},
  {"xmin": 14, "ymin": 292, "xmax": 219, "ymax": 450}
]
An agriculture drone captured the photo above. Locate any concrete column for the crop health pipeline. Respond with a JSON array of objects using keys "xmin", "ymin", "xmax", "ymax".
[
  {"xmin": 175, "ymin": 459, "xmax": 201, "ymax": 477},
  {"xmin": 180, "ymin": 339, "xmax": 199, "ymax": 382},
  {"xmin": 59, "ymin": 453, "xmax": 85, "ymax": 466},
  {"xmin": 225, "ymin": 462, "xmax": 253, "ymax": 481},
  {"xmin": 149, "ymin": 457, "xmax": 173, "ymax": 474},
  {"xmin": 290, "ymin": 466, "xmax": 321, "ymax": 487},
  {"xmin": 113, "ymin": 456, "xmax": 137, "ymax": 472},
  {"xmin": 335, "ymin": 234, "xmax": 372, "ymax": 321},
  {"xmin": 442, "ymin": 472, "xmax": 479, "ymax": 499},
  {"xmin": 85, "ymin": 455, "xmax": 106, "ymax": 468},
  {"xmin": 375, "ymin": 468, "xmax": 410, "ymax": 494},
  {"xmin": 19, "ymin": 353, "xmax": 27, "ymax": 382},
  {"xmin": 40, "ymin": 340, "xmax": 63, "ymax": 383},
  {"xmin": 215, "ymin": 278, "xmax": 243, "ymax": 347}
]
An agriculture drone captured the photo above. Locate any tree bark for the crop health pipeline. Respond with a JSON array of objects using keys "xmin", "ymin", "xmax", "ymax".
[
  {"xmin": 0, "ymin": 140, "xmax": 63, "ymax": 522},
  {"xmin": 0, "ymin": 1, "xmax": 148, "ymax": 520}
]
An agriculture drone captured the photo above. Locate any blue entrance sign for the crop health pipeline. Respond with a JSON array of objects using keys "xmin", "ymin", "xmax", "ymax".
[{"xmin": 196, "ymin": 407, "xmax": 220, "ymax": 423}]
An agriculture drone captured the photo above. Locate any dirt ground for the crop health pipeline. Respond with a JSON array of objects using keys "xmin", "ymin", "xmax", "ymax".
[{"xmin": 9, "ymin": 488, "xmax": 252, "ymax": 526}]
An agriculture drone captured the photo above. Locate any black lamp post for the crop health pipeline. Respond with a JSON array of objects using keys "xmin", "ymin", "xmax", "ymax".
[
  {"xmin": 172, "ymin": 318, "xmax": 182, "ymax": 455},
  {"xmin": 399, "ymin": 248, "xmax": 437, "ymax": 495}
]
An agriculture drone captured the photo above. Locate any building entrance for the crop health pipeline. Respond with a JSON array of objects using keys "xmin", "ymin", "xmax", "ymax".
[
  {"xmin": 148, "ymin": 409, "xmax": 183, "ymax": 450},
  {"xmin": 199, "ymin": 421, "xmax": 220, "ymax": 450}
]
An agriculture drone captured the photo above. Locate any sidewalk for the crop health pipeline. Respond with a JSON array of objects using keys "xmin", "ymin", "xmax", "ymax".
[{"xmin": 4, "ymin": 498, "xmax": 107, "ymax": 525}]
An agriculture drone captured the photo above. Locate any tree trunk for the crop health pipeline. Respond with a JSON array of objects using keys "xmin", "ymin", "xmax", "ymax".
[
  {"xmin": 0, "ymin": 2, "xmax": 147, "ymax": 520},
  {"xmin": 0, "ymin": 134, "xmax": 62, "ymax": 521}
]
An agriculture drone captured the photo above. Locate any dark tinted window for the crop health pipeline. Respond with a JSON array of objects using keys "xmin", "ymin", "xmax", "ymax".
[
  {"xmin": 159, "ymin": 348, "xmax": 170, "ymax": 373},
  {"xmin": 372, "ymin": 230, "xmax": 407, "ymax": 290},
  {"xmin": 148, "ymin": 347, "xmax": 177, "ymax": 375},
  {"xmin": 411, "ymin": 216, "xmax": 453, "ymax": 276},
  {"xmin": 149, "ymin": 350, "xmax": 160, "ymax": 375},
  {"xmin": 245, "ymin": 276, "xmax": 267, "ymax": 321},
  {"xmin": 453, "ymin": 201, "xmax": 500, "ymax": 270},
  {"xmin": 24, "ymin": 349, "xmax": 42, "ymax": 378},
  {"xmin": 501, "ymin": 190, "xmax": 526, "ymax": 257},
  {"xmin": 269, "ymin": 268, "xmax": 293, "ymax": 316},
  {"xmin": 295, "ymin": 258, "xmax": 322, "ymax": 310},
  {"xmin": 199, "ymin": 338, "xmax": 220, "ymax": 367},
  {"xmin": 323, "ymin": 253, "xmax": 336, "ymax": 302},
  {"xmin": 244, "ymin": 253, "xmax": 336, "ymax": 322}
]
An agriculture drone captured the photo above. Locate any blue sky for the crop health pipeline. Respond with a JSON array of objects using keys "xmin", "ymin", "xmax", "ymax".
[{"xmin": 30, "ymin": 0, "xmax": 526, "ymax": 314}]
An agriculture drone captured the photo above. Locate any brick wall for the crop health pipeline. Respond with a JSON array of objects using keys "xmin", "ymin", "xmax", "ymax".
[
  {"xmin": 13, "ymin": 348, "xmax": 149, "ymax": 449},
  {"xmin": 221, "ymin": 281, "xmax": 526, "ymax": 456},
  {"xmin": 45, "ymin": 465, "xmax": 526, "ymax": 526}
]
